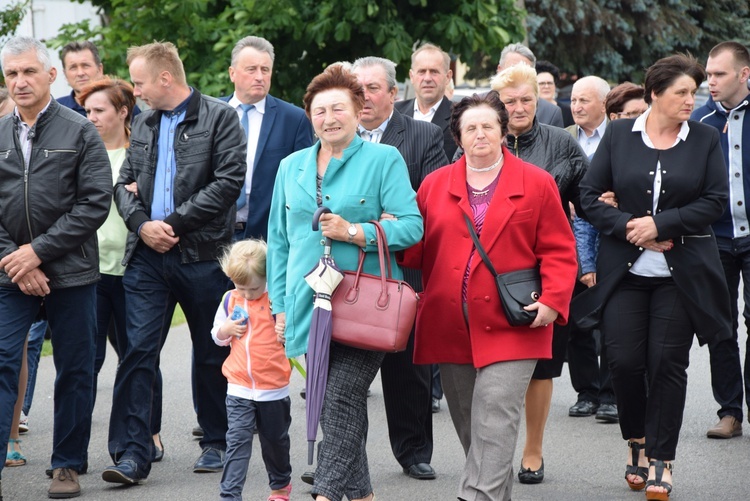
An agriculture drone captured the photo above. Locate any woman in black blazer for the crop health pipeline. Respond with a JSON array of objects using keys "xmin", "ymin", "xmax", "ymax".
[{"xmin": 579, "ymin": 54, "xmax": 731, "ymax": 501}]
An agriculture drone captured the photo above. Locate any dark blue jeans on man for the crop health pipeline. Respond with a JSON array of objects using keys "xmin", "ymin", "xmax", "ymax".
[
  {"xmin": 710, "ymin": 236, "xmax": 750, "ymax": 422},
  {"xmin": 0, "ymin": 284, "xmax": 96, "ymax": 477},
  {"xmin": 108, "ymin": 244, "xmax": 229, "ymax": 475}
]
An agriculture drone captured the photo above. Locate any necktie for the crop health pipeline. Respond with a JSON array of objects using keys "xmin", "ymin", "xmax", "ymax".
[
  {"xmin": 237, "ymin": 104, "xmax": 255, "ymax": 210},
  {"xmin": 240, "ymin": 103, "xmax": 255, "ymax": 136}
]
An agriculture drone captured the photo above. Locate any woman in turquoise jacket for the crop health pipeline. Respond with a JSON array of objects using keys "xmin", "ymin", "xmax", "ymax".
[{"xmin": 267, "ymin": 66, "xmax": 422, "ymax": 501}]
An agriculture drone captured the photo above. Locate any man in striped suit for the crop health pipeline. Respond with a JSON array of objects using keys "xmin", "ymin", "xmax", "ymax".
[{"xmin": 351, "ymin": 56, "xmax": 448, "ymax": 480}]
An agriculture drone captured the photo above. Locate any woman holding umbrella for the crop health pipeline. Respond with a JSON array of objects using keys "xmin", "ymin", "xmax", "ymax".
[{"xmin": 267, "ymin": 65, "xmax": 422, "ymax": 501}]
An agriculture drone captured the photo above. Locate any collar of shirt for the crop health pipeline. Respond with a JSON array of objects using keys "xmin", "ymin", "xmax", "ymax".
[
  {"xmin": 577, "ymin": 117, "xmax": 607, "ymax": 140},
  {"xmin": 14, "ymin": 97, "xmax": 53, "ymax": 125},
  {"xmin": 358, "ymin": 111, "xmax": 393, "ymax": 136},
  {"xmin": 413, "ymin": 97, "xmax": 443, "ymax": 122},
  {"xmin": 633, "ymin": 107, "xmax": 690, "ymax": 148},
  {"xmin": 228, "ymin": 94, "xmax": 267, "ymax": 115},
  {"xmin": 163, "ymin": 88, "xmax": 193, "ymax": 118}
]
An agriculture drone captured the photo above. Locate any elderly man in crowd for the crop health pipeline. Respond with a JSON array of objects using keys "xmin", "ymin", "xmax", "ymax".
[
  {"xmin": 564, "ymin": 76, "xmax": 618, "ymax": 424},
  {"xmin": 352, "ymin": 55, "xmax": 448, "ymax": 481},
  {"xmin": 0, "ymin": 36, "xmax": 111, "ymax": 499}
]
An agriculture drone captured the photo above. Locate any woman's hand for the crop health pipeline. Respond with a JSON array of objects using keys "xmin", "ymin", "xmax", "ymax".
[
  {"xmin": 580, "ymin": 272, "xmax": 596, "ymax": 288},
  {"xmin": 599, "ymin": 191, "xmax": 618, "ymax": 208},
  {"xmin": 626, "ymin": 217, "xmax": 658, "ymax": 246},
  {"xmin": 319, "ymin": 212, "xmax": 364, "ymax": 246},
  {"xmin": 275, "ymin": 312, "xmax": 286, "ymax": 345},
  {"xmin": 218, "ymin": 317, "xmax": 245, "ymax": 341},
  {"xmin": 525, "ymin": 302, "xmax": 559, "ymax": 328},
  {"xmin": 641, "ymin": 239, "xmax": 674, "ymax": 252},
  {"xmin": 125, "ymin": 181, "xmax": 138, "ymax": 197}
]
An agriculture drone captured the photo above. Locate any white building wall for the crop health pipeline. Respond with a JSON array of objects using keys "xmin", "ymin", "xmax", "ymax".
[{"xmin": 1, "ymin": 0, "xmax": 100, "ymax": 97}]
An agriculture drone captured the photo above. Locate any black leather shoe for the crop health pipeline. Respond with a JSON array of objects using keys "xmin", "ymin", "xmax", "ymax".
[
  {"xmin": 518, "ymin": 458, "xmax": 544, "ymax": 484},
  {"xmin": 192, "ymin": 426, "xmax": 204, "ymax": 438},
  {"xmin": 153, "ymin": 435, "xmax": 164, "ymax": 462},
  {"xmin": 569, "ymin": 400, "xmax": 599, "ymax": 417},
  {"xmin": 102, "ymin": 459, "xmax": 146, "ymax": 485},
  {"xmin": 403, "ymin": 463, "xmax": 436, "ymax": 480},
  {"xmin": 301, "ymin": 470, "xmax": 315, "ymax": 485},
  {"xmin": 193, "ymin": 447, "xmax": 225, "ymax": 473},
  {"xmin": 595, "ymin": 403, "xmax": 619, "ymax": 423},
  {"xmin": 431, "ymin": 397, "xmax": 441, "ymax": 413}
]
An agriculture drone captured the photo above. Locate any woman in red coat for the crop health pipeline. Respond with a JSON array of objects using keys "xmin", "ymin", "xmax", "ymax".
[{"xmin": 400, "ymin": 92, "xmax": 578, "ymax": 501}]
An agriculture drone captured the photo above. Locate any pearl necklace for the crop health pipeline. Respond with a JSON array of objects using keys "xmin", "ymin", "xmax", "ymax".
[{"xmin": 467, "ymin": 153, "xmax": 503, "ymax": 173}]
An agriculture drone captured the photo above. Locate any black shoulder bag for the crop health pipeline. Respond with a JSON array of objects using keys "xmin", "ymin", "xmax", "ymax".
[{"xmin": 463, "ymin": 213, "xmax": 542, "ymax": 326}]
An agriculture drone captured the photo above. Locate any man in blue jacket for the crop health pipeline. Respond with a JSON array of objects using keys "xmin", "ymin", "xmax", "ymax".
[
  {"xmin": 692, "ymin": 41, "xmax": 750, "ymax": 440},
  {"xmin": 222, "ymin": 35, "xmax": 313, "ymax": 242}
]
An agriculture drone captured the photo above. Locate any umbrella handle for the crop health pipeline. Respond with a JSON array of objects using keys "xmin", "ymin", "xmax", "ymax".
[{"xmin": 312, "ymin": 206, "xmax": 333, "ymax": 255}]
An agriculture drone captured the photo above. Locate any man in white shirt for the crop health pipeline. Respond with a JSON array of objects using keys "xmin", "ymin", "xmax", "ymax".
[
  {"xmin": 223, "ymin": 36, "xmax": 313, "ymax": 241},
  {"xmin": 395, "ymin": 43, "xmax": 458, "ymax": 161}
]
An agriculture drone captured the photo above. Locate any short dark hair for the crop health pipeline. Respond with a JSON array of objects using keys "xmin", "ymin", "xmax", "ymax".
[
  {"xmin": 535, "ymin": 60, "xmax": 560, "ymax": 83},
  {"xmin": 709, "ymin": 41, "xmax": 750, "ymax": 70},
  {"xmin": 605, "ymin": 82, "xmax": 645, "ymax": 116},
  {"xmin": 644, "ymin": 53, "xmax": 705, "ymax": 105},
  {"xmin": 302, "ymin": 65, "xmax": 365, "ymax": 119},
  {"xmin": 450, "ymin": 91, "xmax": 508, "ymax": 147},
  {"xmin": 60, "ymin": 41, "xmax": 101, "ymax": 69}
]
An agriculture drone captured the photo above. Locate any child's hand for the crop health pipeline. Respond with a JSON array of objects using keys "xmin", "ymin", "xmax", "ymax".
[
  {"xmin": 218, "ymin": 317, "xmax": 246, "ymax": 340},
  {"xmin": 275, "ymin": 312, "xmax": 286, "ymax": 345}
]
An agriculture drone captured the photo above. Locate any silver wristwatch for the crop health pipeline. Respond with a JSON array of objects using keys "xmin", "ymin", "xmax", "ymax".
[{"xmin": 347, "ymin": 224, "xmax": 357, "ymax": 243}]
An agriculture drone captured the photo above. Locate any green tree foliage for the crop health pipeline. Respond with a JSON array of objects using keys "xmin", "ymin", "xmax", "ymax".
[
  {"xmin": 52, "ymin": 0, "xmax": 526, "ymax": 104},
  {"xmin": 526, "ymin": 0, "xmax": 750, "ymax": 83},
  {"xmin": 0, "ymin": 0, "xmax": 27, "ymax": 44}
]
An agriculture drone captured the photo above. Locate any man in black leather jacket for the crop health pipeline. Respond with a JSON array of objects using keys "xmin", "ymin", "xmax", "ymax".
[
  {"xmin": 0, "ymin": 36, "xmax": 111, "ymax": 499},
  {"xmin": 103, "ymin": 41, "xmax": 246, "ymax": 485}
]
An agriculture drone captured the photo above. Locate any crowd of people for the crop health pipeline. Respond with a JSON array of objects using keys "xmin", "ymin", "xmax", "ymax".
[{"xmin": 0, "ymin": 30, "xmax": 749, "ymax": 501}]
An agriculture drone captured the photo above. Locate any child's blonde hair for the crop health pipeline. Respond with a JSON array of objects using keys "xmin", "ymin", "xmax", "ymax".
[{"xmin": 219, "ymin": 239, "xmax": 267, "ymax": 285}]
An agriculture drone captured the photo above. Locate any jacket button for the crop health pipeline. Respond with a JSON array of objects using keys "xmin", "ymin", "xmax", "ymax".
[
  {"xmin": 320, "ymin": 239, "xmax": 326, "ymax": 245},
  {"xmin": 369, "ymin": 239, "xmax": 376, "ymax": 244},
  {"xmin": 736, "ymin": 173, "xmax": 741, "ymax": 178},
  {"xmin": 360, "ymin": 199, "xmax": 366, "ymax": 204},
  {"xmin": 627, "ymin": 262, "xmax": 632, "ymax": 267},
  {"xmin": 649, "ymin": 171, "xmax": 654, "ymax": 175},
  {"xmin": 739, "ymin": 201, "xmax": 744, "ymax": 206},
  {"xmin": 646, "ymin": 190, "xmax": 652, "ymax": 194},
  {"xmin": 735, "ymin": 144, "xmax": 741, "ymax": 150},
  {"xmin": 646, "ymin": 210, "xmax": 652, "ymax": 215},
  {"xmin": 325, "ymin": 195, "xmax": 331, "ymax": 200},
  {"xmin": 485, "ymin": 326, "xmax": 491, "ymax": 332},
  {"xmin": 484, "ymin": 296, "xmax": 490, "ymax": 301},
  {"xmin": 735, "ymin": 115, "xmax": 740, "ymax": 120},
  {"xmin": 670, "ymin": 267, "xmax": 674, "ymax": 271},
  {"xmin": 638, "ymin": 247, "xmax": 643, "ymax": 251}
]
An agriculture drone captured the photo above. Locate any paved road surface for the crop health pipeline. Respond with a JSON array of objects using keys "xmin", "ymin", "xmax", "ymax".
[{"xmin": 2, "ymin": 323, "xmax": 747, "ymax": 500}]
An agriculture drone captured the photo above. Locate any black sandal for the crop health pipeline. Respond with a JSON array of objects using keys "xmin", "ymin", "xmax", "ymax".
[
  {"xmin": 625, "ymin": 441, "xmax": 648, "ymax": 491},
  {"xmin": 645, "ymin": 460, "xmax": 673, "ymax": 501}
]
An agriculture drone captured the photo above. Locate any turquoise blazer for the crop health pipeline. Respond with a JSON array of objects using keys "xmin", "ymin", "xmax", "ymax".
[{"xmin": 267, "ymin": 135, "xmax": 423, "ymax": 358}]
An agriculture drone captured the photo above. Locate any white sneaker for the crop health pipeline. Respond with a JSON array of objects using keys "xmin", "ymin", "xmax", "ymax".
[{"xmin": 18, "ymin": 411, "xmax": 29, "ymax": 434}]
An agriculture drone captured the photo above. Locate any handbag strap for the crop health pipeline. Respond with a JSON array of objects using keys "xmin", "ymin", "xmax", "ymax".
[{"xmin": 463, "ymin": 213, "xmax": 498, "ymax": 278}]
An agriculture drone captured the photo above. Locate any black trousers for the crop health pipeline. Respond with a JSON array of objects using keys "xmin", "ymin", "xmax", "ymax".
[
  {"xmin": 603, "ymin": 274, "xmax": 693, "ymax": 460},
  {"xmin": 568, "ymin": 280, "xmax": 615, "ymax": 405},
  {"xmin": 380, "ymin": 327, "xmax": 433, "ymax": 468}
]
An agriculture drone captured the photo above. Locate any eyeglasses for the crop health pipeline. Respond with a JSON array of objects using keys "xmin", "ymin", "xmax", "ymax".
[
  {"xmin": 537, "ymin": 81, "xmax": 555, "ymax": 87},
  {"xmin": 616, "ymin": 110, "xmax": 646, "ymax": 118}
]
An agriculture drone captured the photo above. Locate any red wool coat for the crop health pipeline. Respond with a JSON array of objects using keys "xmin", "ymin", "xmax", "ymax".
[{"xmin": 401, "ymin": 147, "xmax": 578, "ymax": 368}]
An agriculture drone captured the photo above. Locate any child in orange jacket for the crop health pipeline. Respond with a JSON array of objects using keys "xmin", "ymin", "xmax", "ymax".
[{"xmin": 211, "ymin": 239, "xmax": 292, "ymax": 501}]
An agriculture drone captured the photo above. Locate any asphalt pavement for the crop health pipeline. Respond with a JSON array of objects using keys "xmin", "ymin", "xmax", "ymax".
[{"xmin": 2, "ymin": 322, "xmax": 748, "ymax": 500}]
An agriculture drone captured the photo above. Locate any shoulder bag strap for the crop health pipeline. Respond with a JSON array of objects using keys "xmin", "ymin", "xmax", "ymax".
[{"xmin": 463, "ymin": 213, "xmax": 498, "ymax": 278}]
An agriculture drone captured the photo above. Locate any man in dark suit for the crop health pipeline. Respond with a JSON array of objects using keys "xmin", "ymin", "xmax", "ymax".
[
  {"xmin": 222, "ymin": 36, "xmax": 313, "ymax": 241},
  {"xmin": 352, "ymin": 56, "xmax": 448, "ymax": 481},
  {"xmin": 395, "ymin": 42, "xmax": 455, "ymax": 414},
  {"xmin": 395, "ymin": 43, "xmax": 458, "ymax": 162}
]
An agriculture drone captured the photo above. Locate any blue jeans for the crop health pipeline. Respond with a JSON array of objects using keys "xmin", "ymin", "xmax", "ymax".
[
  {"xmin": 22, "ymin": 319, "xmax": 48, "ymax": 415},
  {"xmin": 108, "ymin": 244, "xmax": 229, "ymax": 473},
  {"xmin": 0, "ymin": 284, "xmax": 96, "ymax": 476},
  {"xmin": 95, "ymin": 273, "xmax": 164, "ymax": 433}
]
